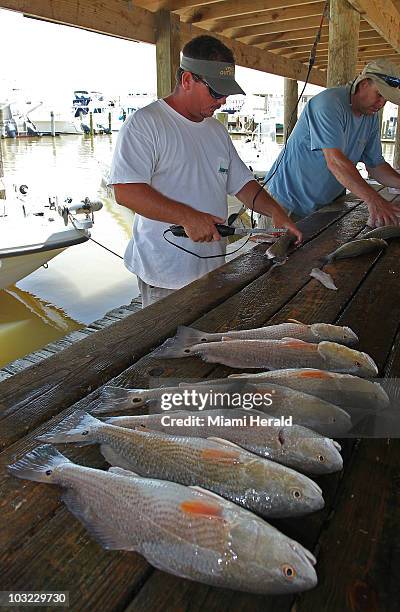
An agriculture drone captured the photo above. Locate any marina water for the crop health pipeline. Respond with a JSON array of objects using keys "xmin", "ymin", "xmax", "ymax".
[{"xmin": 0, "ymin": 134, "xmax": 395, "ymax": 368}]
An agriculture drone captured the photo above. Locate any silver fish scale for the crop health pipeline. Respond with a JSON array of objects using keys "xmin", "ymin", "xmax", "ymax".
[
  {"xmin": 192, "ymin": 340, "xmax": 323, "ymax": 370},
  {"xmin": 106, "ymin": 413, "xmax": 343, "ymax": 475},
  {"xmin": 243, "ymin": 369, "xmax": 388, "ymax": 410},
  {"xmin": 56, "ymin": 464, "xmax": 232, "ymax": 554},
  {"xmin": 95, "ymin": 425, "xmax": 320, "ymax": 517}
]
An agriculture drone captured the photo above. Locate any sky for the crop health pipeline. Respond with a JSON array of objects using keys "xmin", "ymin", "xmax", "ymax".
[{"xmin": 0, "ymin": 7, "xmax": 323, "ymax": 105}]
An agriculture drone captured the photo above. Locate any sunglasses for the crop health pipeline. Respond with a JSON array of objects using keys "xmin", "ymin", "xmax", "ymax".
[
  {"xmin": 366, "ymin": 72, "xmax": 400, "ymax": 89},
  {"xmin": 191, "ymin": 73, "xmax": 226, "ymax": 100}
]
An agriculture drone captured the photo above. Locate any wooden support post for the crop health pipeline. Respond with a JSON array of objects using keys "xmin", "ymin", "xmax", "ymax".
[
  {"xmin": 156, "ymin": 10, "xmax": 181, "ymax": 99},
  {"xmin": 327, "ymin": 0, "xmax": 360, "ymax": 87},
  {"xmin": 394, "ymin": 106, "xmax": 400, "ymax": 169},
  {"xmin": 283, "ymin": 77, "xmax": 298, "ymax": 142},
  {"xmin": 0, "ymin": 138, "xmax": 5, "ymax": 200}
]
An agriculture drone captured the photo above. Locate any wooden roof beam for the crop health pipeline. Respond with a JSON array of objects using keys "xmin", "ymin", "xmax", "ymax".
[
  {"xmin": 233, "ymin": 15, "xmax": 328, "ymax": 38},
  {"xmin": 235, "ymin": 15, "xmax": 374, "ymax": 40},
  {"xmin": 287, "ymin": 42, "xmax": 394, "ymax": 59},
  {"xmin": 267, "ymin": 36, "xmax": 384, "ymax": 53},
  {"xmin": 178, "ymin": 0, "xmax": 323, "ymax": 24},
  {"xmin": 347, "ymin": 0, "xmax": 400, "ymax": 53},
  {"xmin": 136, "ymin": 0, "xmax": 221, "ymax": 13},
  {"xmin": 208, "ymin": 3, "xmax": 325, "ymax": 34},
  {"xmin": 179, "ymin": 21, "xmax": 326, "ymax": 86},
  {"xmin": 0, "ymin": 0, "xmax": 157, "ymax": 43},
  {"xmin": 243, "ymin": 21, "xmax": 373, "ymax": 46}
]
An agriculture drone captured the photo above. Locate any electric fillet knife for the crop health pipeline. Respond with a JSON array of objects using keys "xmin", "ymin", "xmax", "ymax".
[{"xmin": 169, "ymin": 224, "xmax": 288, "ymax": 238}]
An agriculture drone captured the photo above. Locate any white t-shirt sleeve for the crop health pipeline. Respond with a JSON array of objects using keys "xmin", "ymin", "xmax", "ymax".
[
  {"xmin": 109, "ymin": 111, "xmax": 158, "ymax": 185},
  {"xmin": 226, "ymin": 136, "xmax": 254, "ymax": 196}
]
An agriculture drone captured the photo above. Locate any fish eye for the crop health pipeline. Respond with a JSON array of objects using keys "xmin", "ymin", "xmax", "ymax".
[
  {"xmin": 355, "ymin": 361, "xmax": 361, "ymax": 367},
  {"xmin": 318, "ymin": 455, "xmax": 325, "ymax": 462},
  {"xmin": 131, "ymin": 398, "xmax": 142, "ymax": 404},
  {"xmin": 282, "ymin": 564, "xmax": 296, "ymax": 579},
  {"xmin": 82, "ymin": 430, "xmax": 89, "ymax": 436},
  {"xmin": 292, "ymin": 489, "xmax": 302, "ymax": 499},
  {"xmin": 184, "ymin": 349, "xmax": 191, "ymax": 353},
  {"xmin": 45, "ymin": 469, "xmax": 52, "ymax": 476},
  {"xmin": 201, "ymin": 337, "xmax": 208, "ymax": 342}
]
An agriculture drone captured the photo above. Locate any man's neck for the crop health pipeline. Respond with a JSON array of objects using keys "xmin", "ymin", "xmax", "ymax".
[{"xmin": 163, "ymin": 92, "xmax": 203, "ymax": 122}]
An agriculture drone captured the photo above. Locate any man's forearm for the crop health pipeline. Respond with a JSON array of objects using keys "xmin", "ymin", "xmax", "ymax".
[
  {"xmin": 323, "ymin": 148, "xmax": 385, "ymax": 206},
  {"xmin": 112, "ymin": 182, "xmax": 225, "ymax": 242},
  {"xmin": 367, "ymin": 161, "xmax": 400, "ymax": 188},
  {"xmin": 113, "ymin": 183, "xmax": 202, "ymax": 225},
  {"xmin": 235, "ymin": 180, "xmax": 282, "ymax": 217}
]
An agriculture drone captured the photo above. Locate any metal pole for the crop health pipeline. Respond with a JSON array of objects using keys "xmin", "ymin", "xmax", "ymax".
[
  {"xmin": 394, "ymin": 106, "xmax": 400, "ymax": 169},
  {"xmin": 108, "ymin": 112, "xmax": 112, "ymax": 133},
  {"xmin": 89, "ymin": 112, "xmax": 94, "ymax": 136},
  {"xmin": 50, "ymin": 111, "xmax": 56, "ymax": 137}
]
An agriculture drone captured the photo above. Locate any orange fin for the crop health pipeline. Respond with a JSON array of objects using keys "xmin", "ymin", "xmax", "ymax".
[
  {"xmin": 298, "ymin": 370, "xmax": 334, "ymax": 379},
  {"xmin": 280, "ymin": 338, "xmax": 313, "ymax": 349},
  {"xmin": 287, "ymin": 318, "xmax": 305, "ymax": 325},
  {"xmin": 201, "ymin": 448, "xmax": 242, "ymax": 464},
  {"xmin": 180, "ymin": 499, "xmax": 223, "ymax": 517}
]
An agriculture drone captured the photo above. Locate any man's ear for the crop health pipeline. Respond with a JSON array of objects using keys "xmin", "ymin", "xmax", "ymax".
[{"xmin": 181, "ymin": 71, "xmax": 193, "ymax": 92}]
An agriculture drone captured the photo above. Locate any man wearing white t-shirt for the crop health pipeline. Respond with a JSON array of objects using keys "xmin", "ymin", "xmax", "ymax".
[{"xmin": 110, "ymin": 35, "xmax": 301, "ymax": 307}]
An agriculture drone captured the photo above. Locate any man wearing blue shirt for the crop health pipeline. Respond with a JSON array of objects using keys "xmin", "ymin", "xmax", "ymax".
[{"xmin": 265, "ymin": 58, "xmax": 400, "ymax": 227}]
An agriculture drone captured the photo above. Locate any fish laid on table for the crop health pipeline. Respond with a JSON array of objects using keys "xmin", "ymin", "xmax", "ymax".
[
  {"xmin": 172, "ymin": 321, "xmax": 358, "ymax": 345},
  {"xmin": 362, "ymin": 225, "xmax": 400, "ymax": 240},
  {"xmin": 8, "ymin": 445, "xmax": 317, "ymax": 594},
  {"xmin": 322, "ymin": 238, "xmax": 388, "ymax": 265},
  {"xmin": 176, "ymin": 380, "xmax": 352, "ymax": 436},
  {"xmin": 229, "ymin": 369, "xmax": 389, "ymax": 412},
  {"xmin": 265, "ymin": 233, "xmax": 297, "ymax": 263},
  {"xmin": 155, "ymin": 336, "xmax": 378, "ymax": 377},
  {"xmin": 309, "ymin": 268, "xmax": 338, "ymax": 291},
  {"xmin": 104, "ymin": 409, "xmax": 344, "ymax": 475},
  {"xmin": 37, "ymin": 411, "xmax": 325, "ymax": 518},
  {"xmin": 93, "ymin": 380, "xmax": 247, "ymax": 414}
]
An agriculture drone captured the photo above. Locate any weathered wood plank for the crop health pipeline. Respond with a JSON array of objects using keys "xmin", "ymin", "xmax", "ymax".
[
  {"xmin": 347, "ymin": 0, "xmax": 400, "ymax": 53},
  {"xmin": 156, "ymin": 10, "xmax": 181, "ymax": 98},
  {"xmin": 0, "ymin": 197, "xmax": 364, "ymax": 449},
  {"xmin": 0, "ymin": 0, "xmax": 157, "ymax": 44},
  {"xmin": 327, "ymin": 0, "xmax": 360, "ymax": 87}
]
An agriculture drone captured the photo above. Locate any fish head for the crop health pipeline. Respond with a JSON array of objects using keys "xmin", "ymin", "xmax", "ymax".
[
  {"xmin": 92, "ymin": 389, "xmax": 148, "ymax": 414},
  {"xmin": 246, "ymin": 459, "xmax": 325, "ymax": 517},
  {"xmin": 318, "ymin": 342, "xmax": 378, "ymax": 377},
  {"xmin": 228, "ymin": 517, "xmax": 318, "ymax": 594},
  {"xmin": 287, "ymin": 430, "xmax": 344, "ymax": 474},
  {"xmin": 310, "ymin": 323, "xmax": 358, "ymax": 346},
  {"xmin": 279, "ymin": 470, "xmax": 325, "ymax": 516}
]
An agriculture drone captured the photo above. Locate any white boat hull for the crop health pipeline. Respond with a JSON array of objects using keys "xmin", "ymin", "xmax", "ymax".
[
  {"xmin": 0, "ymin": 228, "xmax": 89, "ymax": 290},
  {"xmin": 31, "ymin": 120, "xmax": 83, "ymax": 135}
]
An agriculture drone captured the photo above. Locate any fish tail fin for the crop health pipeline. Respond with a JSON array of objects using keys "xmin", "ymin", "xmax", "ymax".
[
  {"xmin": 36, "ymin": 410, "xmax": 102, "ymax": 444},
  {"xmin": 7, "ymin": 444, "xmax": 70, "ymax": 483},
  {"xmin": 93, "ymin": 386, "xmax": 145, "ymax": 414}
]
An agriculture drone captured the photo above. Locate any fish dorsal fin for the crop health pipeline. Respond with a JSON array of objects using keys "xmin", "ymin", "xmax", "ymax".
[
  {"xmin": 287, "ymin": 318, "xmax": 305, "ymax": 325},
  {"xmin": 281, "ymin": 337, "xmax": 310, "ymax": 346},
  {"xmin": 180, "ymin": 499, "xmax": 223, "ymax": 518},
  {"xmin": 189, "ymin": 485, "xmax": 228, "ymax": 503},
  {"xmin": 108, "ymin": 466, "xmax": 142, "ymax": 478},
  {"xmin": 207, "ymin": 436, "xmax": 244, "ymax": 450},
  {"xmin": 61, "ymin": 489, "xmax": 136, "ymax": 551}
]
